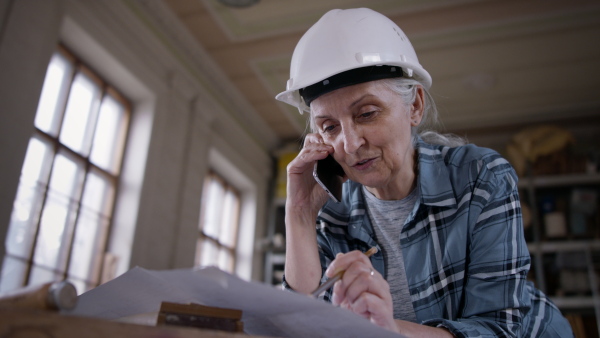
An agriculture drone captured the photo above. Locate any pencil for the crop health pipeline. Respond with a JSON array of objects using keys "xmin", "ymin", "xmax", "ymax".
[{"xmin": 310, "ymin": 247, "xmax": 378, "ymax": 297}]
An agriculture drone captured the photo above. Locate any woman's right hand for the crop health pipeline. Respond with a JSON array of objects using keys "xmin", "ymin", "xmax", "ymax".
[
  {"xmin": 284, "ymin": 133, "xmax": 333, "ymax": 293},
  {"xmin": 286, "ymin": 132, "xmax": 333, "ymax": 225}
]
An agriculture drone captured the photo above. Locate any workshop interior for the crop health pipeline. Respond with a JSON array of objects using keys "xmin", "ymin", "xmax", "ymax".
[{"xmin": 0, "ymin": 0, "xmax": 599, "ymax": 336}]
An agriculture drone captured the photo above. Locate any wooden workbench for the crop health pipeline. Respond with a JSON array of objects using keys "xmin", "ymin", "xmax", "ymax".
[{"xmin": 0, "ymin": 308, "xmax": 269, "ymax": 337}]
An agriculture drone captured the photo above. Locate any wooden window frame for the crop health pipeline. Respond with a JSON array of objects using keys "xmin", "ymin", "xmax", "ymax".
[
  {"xmin": 197, "ymin": 171, "xmax": 241, "ymax": 273},
  {"xmin": 2, "ymin": 43, "xmax": 131, "ymax": 292}
]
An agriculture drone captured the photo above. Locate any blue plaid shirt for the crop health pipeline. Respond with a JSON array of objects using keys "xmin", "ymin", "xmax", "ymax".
[{"xmin": 284, "ymin": 140, "xmax": 572, "ymax": 337}]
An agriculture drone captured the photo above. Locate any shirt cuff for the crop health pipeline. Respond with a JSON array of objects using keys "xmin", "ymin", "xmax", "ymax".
[{"xmin": 421, "ymin": 318, "xmax": 466, "ymax": 338}]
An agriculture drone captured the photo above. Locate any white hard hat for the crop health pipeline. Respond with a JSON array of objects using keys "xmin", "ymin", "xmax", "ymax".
[{"xmin": 275, "ymin": 8, "xmax": 432, "ymax": 113}]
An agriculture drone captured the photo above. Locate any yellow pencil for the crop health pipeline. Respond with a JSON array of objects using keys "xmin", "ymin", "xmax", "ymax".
[{"xmin": 310, "ymin": 247, "xmax": 378, "ymax": 297}]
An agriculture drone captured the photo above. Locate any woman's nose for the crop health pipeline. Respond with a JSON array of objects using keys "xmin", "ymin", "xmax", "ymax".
[{"xmin": 341, "ymin": 125, "xmax": 365, "ymax": 154}]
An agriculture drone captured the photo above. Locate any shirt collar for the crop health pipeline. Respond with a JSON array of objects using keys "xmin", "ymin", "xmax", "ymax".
[{"xmin": 415, "ymin": 139, "xmax": 458, "ymax": 208}]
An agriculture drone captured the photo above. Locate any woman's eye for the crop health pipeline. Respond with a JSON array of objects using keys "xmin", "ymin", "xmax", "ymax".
[
  {"xmin": 359, "ymin": 111, "xmax": 375, "ymax": 119},
  {"xmin": 322, "ymin": 124, "xmax": 336, "ymax": 133}
]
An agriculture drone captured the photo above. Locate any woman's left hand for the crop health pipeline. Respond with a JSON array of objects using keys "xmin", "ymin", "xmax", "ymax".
[{"xmin": 326, "ymin": 250, "xmax": 398, "ymax": 333}]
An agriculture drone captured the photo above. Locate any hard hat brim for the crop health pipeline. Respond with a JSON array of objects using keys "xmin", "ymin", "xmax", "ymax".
[{"xmin": 275, "ymin": 61, "xmax": 432, "ymax": 113}]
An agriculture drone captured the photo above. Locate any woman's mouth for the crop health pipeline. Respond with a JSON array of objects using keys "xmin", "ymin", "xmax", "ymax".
[{"xmin": 353, "ymin": 158, "xmax": 375, "ymax": 170}]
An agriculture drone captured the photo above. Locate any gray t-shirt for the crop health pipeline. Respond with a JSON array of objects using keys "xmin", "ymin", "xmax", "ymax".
[{"xmin": 363, "ymin": 186, "xmax": 418, "ymax": 322}]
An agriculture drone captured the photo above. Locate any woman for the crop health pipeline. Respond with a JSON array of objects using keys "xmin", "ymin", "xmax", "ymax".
[{"xmin": 276, "ymin": 8, "xmax": 572, "ymax": 338}]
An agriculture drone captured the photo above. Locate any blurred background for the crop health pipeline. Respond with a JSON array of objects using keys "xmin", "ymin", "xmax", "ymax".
[{"xmin": 0, "ymin": 0, "xmax": 599, "ymax": 336}]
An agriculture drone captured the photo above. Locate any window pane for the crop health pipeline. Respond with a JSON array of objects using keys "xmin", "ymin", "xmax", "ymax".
[
  {"xmin": 28, "ymin": 265, "xmax": 62, "ymax": 287},
  {"xmin": 33, "ymin": 152, "xmax": 85, "ymax": 271},
  {"xmin": 219, "ymin": 189, "xmax": 240, "ymax": 248},
  {"xmin": 199, "ymin": 239, "xmax": 218, "ymax": 267},
  {"xmin": 90, "ymin": 95, "xmax": 129, "ymax": 174},
  {"xmin": 218, "ymin": 247, "xmax": 234, "ymax": 273},
  {"xmin": 81, "ymin": 170, "xmax": 115, "ymax": 216},
  {"xmin": 6, "ymin": 137, "xmax": 54, "ymax": 258},
  {"xmin": 59, "ymin": 72, "xmax": 101, "ymax": 155},
  {"xmin": 68, "ymin": 171, "xmax": 113, "ymax": 282},
  {"xmin": 0, "ymin": 256, "xmax": 28, "ymax": 292},
  {"xmin": 202, "ymin": 179, "xmax": 223, "ymax": 239},
  {"xmin": 68, "ymin": 213, "xmax": 109, "ymax": 283},
  {"xmin": 20, "ymin": 136, "xmax": 54, "ymax": 185},
  {"xmin": 35, "ymin": 53, "xmax": 73, "ymax": 136}
]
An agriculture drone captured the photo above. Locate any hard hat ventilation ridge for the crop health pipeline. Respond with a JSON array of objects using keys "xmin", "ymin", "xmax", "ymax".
[{"xmin": 299, "ymin": 65, "xmax": 403, "ymax": 107}]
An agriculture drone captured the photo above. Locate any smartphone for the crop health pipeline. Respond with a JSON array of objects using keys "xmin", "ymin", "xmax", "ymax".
[{"xmin": 313, "ymin": 155, "xmax": 345, "ymax": 203}]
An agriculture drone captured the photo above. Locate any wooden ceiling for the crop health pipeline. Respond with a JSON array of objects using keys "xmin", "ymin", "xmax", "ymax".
[{"xmin": 159, "ymin": 0, "xmax": 600, "ymax": 149}]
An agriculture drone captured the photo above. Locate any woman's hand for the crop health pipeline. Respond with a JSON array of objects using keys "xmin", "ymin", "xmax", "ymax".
[
  {"xmin": 286, "ymin": 133, "xmax": 333, "ymax": 223},
  {"xmin": 326, "ymin": 250, "xmax": 398, "ymax": 333},
  {"xmin": 283, "ymin": 133, "xmax": 334, "ymax": 294},
  {"xmin": 327, "ymin": 251, "xmax": 456, "ymax": 337}
]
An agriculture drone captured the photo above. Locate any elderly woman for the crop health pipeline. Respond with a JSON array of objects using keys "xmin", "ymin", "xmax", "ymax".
[{"xmin": 276, "ymin": 8, "xmax": 572, "ymax": 338}]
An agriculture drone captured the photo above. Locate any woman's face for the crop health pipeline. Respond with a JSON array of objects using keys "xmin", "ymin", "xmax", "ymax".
[{"xmin": 311, "ymin": 80, "xmax": 423, "ymax": 199}]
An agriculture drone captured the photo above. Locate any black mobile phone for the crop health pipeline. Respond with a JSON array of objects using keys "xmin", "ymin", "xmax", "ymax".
[{"xmin": 313, "ymin": 155, "xmax": 345, "ymax": 203}]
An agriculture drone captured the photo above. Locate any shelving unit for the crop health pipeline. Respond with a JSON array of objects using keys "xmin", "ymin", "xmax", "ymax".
[
  {"xmin": 519, "ymin": 172, "xmax": 600, "ymax": 337},
  {"xmin": 263, "ymin": 198, "xmax": 286, "ymax": 287},
  {"xmin": 264, "ymin": 150, "xmax": 297, "ymax": 288}
]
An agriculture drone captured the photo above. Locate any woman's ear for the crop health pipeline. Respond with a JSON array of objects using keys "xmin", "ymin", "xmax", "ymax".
[{"xmin": 410, "ymin": 86, "xmax": 425, "ymax": 126}]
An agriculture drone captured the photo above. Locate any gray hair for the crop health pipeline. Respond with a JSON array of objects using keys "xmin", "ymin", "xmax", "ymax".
[
  {"xmin": 381, "ymin": 78, "xmax": 466, "ymax": 147},
  {"xmin": 307, "ymin": 77, "xmax": 466, "ymax": 148}
]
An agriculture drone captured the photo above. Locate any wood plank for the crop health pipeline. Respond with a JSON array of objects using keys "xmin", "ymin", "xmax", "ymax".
[{"xmin": 0, "ymin": 308, "xmax": 265, "ymax": 338}]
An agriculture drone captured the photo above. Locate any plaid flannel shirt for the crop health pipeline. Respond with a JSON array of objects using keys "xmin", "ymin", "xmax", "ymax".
[{"xmin": 283, "ymin": 140, "xmax": 572, "ymax": 337}]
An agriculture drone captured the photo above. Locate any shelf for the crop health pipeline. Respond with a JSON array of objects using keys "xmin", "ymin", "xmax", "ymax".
[
  {"xmin": 519, "ymin": 166, "xmax": 600, "ymax": 333},
  {"xmin": 518, "ymin": 172, "xmax": 600, "ymax": 188},
  {"xmin": 550, "ymin": 296, "xmax": 597, "ymax": 309},
  {"xmin": 266, "ymin": 252, "xmax": 286, "ymax": 265},
  {"xmin": 528, "ymin": 240, "xmax": 600, "ymax": 253}
]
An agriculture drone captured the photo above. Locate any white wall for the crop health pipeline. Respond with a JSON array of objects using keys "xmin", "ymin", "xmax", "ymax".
[
  {"xmin": 0, "ymin": 0, "xmax": 274, "ymax": 283},
  {"xmin": 0, "ymin": 0, "xmax": 63, "ymax": 270}
]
